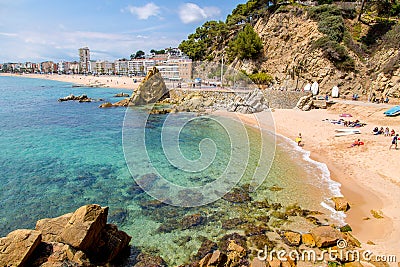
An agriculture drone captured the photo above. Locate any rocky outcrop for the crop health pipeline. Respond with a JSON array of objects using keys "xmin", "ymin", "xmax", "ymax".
[
  {"xmin": 58, "ymin": 94, "xmax": 93, "ymax": 102},
  {"xmin": 280, "ymin": 230, "xmax": 302, "ymax": 246},
  {"xmin": 114, "ymin": 92, "xmax": 130, "ymax": 97},
  {"xmin": 99, "ymin": 98, "xmax": 130, "ymax": 108},
  {"xmin": 0, "ymin": 229, "xmax": 42, "ymax": 267},
  {"xmin": 227, "ymin": 89, "xmax": 269, "ymax": 114},
  {"xmin": 1, "ymin": 205, "xmax": 131, "ymax": 266},
  {"xmin": 60, "ymin": 204, "xmax": 108, "ymax": 251},
  {"xmin": 311, "ymin": 226, "xmax": 342, "ymax": 248},
  {"xmin": 332, "ymin": 197, "xmax": 351, "ymax": 212},
  {"xmin": 130, "ymin": 68, "xmax": 170, "ymax": 105},
  {"xmin": 36, "ymin": 213, "xmax": 73, "ymax": 242}
]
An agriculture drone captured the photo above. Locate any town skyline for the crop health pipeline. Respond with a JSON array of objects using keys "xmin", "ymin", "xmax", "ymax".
[{"xmin": 0, "ymin": 0, "xmax": 247, "ymax": 63}]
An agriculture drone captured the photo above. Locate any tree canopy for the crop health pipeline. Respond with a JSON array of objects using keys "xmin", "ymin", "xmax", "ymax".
[{"xmin": 227, "ymin": 24, "xmax": 263, "ymax": 61}]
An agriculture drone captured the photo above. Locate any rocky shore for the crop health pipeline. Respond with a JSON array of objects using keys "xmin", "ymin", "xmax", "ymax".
[{"xmin": 0, "ymin": 205, "xmax": 131, "ymax": 266}]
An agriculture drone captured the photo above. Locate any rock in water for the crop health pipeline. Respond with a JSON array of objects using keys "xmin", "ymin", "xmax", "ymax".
[
  {"xmin": 60, "ymin": 204, "xmax": 108, "ymax": 251},
  {"xmin": 331, "ymin": 197, "xmax": 350, "ymax": 212},
  {"xmin": 0, "ymin": 229, "xmax": 42, "ymax": 266},
  {"xmin": 130, "ymin": 71, "xmax": 169, "ymax": 105}
]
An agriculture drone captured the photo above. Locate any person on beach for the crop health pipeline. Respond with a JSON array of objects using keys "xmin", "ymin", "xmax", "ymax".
[
  {"xmin": 384, "ymin": 127, "xmax": 390, "ymax": 136},
  {"xmin": 389, "ymin": 134, "xmax": 398, "ymax": 150},
  {"xmin": 295, "ymin": 133, "xmax": 302, "ymax": 146},
  {"xmin": 391, "ymin": 129, "xmax": 396, "ymax": 136},
  {"xmin": 350, "ymin": 139, "xmax": 363, "ymax": 147}
]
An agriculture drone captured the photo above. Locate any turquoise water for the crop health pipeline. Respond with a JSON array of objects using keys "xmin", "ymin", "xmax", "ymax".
[{"xmin": 0, "ymin": 76, "xmax": 343, "ymax": 266}]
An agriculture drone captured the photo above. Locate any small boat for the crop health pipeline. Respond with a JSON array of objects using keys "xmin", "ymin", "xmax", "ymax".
[{"xmin": 383, "ymin": 106, "xmax": 400, "ymax": 117}]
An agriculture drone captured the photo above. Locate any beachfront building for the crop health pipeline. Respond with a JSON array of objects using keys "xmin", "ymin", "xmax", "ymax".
[
  {"xmin": 128, "ymin": 59, "xmax": 155, "ymax": 76},
  {"xmin": 79, "ymin": 47, "xmax": 91, "ymax": 74},
  {"xmin": 40, "ymin": 61, "xmax": 57, "ymax": 74},
  {"xmin": 114, "ymin": 59, "xmax": 129, "ymax": 75},
  {"xmin": 89, "ymin": 60, "xmax": 115, "ymax": 75},
  {"xmin": 146, "ymin": 58, "xmax": 193, "ymax": 81}
]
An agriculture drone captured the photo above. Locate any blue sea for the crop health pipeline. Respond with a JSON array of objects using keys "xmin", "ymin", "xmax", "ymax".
[{"xmin": 0, "ymin": 75, "xmax": 344, "ymax": 265}]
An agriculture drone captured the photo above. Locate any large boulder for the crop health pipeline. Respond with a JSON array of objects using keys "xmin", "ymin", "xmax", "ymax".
[
  {"xmin": 36, "ymin": 213, "xmax": 73, "ymax": 242},
  {"xmin": 130, "ymin": 72, "xmax": 169, "ymax": 105},
  {"xmin": 0, "ymin": 229, "xmax": 42, "ymax": 267},
  {"xmin": 60, "ymin": 204, "xmax": 108, "ymax": 251},
  {"xmin": 311, "ymin": 226, "xmax": 342, "ymax": 248},
  {"xmin": 227, "ymin": 89, "xmax": 268, "ymax": 114}
]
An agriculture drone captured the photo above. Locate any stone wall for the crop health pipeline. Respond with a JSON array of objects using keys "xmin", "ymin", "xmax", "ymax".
[{"xmin": 169, "ymin": 89, "xmax": 307, "ymax": 109}]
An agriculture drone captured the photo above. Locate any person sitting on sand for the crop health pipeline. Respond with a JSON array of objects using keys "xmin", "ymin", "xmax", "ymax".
[
  {"xmin": 295, "ymin": 133, "xmax": 302, "ymax": 146},
  {"xmin": 391, "ymin": 129, "xmax": 396, "ymax": 136},
  {"xmin": 389, "ymin": 134, "xmax": 399, "ymax": 150},
  {"xmin": 373, "ymin": 127, "xmax": 379, "ymax": 135},
  {"xmin": 384, "ymin": 127, "xmax": 390, "ymax": 136}
]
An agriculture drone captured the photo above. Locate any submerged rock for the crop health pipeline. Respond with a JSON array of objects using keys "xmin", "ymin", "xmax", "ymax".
[
  {"xmin": 180, "ymin": 213, "xmax": 205, "ymax": 229},
  {"xmin": 222, "ymin": 187, "xmax": 251, "ymax": 203},
  {"xmin": 195, "ymin": 239, "xmax": 218, "ymax": 260},
  {"xmin": 133, "ymin": 252, "xmax": 166, "ymax": 267}
]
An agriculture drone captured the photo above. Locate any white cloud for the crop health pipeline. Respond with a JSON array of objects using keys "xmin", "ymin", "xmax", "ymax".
[
  {"xmin": 0, "ymin": 32, "xmax": 18, "ymax": 37},
  {"xmin": 179, "ymin": 3, "xmax": 221, "ymax": 24},
  {"xmin": 124, "ymin": 2, "xmax": 161, "ymax": 20}
]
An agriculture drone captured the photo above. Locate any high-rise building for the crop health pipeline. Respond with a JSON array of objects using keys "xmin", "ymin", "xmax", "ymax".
[{"xmin": 79, "ymin": 47, "xmax": 90, "ymax": 73}]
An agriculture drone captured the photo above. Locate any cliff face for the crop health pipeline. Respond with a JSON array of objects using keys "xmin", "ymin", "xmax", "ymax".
[{"xmin": 232, "ymin": 6, "xmax": 400, "ymax": 100}]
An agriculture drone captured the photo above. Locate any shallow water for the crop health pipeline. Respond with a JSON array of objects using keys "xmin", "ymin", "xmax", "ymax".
[{"xmin": 0, "ymin": 76, "xmax": 344, "ymax": 266}]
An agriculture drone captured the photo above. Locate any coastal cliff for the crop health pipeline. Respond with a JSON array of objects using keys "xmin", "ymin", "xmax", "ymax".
[{"xmin": 180, "ymin": 2, "xmax": 400, "ymax": 100}]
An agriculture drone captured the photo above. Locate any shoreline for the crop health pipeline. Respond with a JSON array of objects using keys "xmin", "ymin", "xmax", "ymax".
[
  {"xmin": 2, "ymin": 72, "xmax": 399, "ymax": 262},
  {"xmin": 0, "ymin": 73, "xmax": 140, "ymax": 91},
  {"xmin": 215, "ymin": 106, "xmax": 400, "ymax": 262}
]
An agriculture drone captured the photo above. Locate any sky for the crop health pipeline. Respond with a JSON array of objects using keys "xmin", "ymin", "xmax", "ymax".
[{"xmin": 0, "ymin": 0, "xmax": 247, "ymax": 63}]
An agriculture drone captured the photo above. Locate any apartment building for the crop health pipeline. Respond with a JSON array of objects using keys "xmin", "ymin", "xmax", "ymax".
[
  {"xmin": 79, "ymin": 47, "xmax": 90, "ymax": 74},
  {"xmin": 146, "ymin": 58, "xmax": 192, "ymax": 81}
]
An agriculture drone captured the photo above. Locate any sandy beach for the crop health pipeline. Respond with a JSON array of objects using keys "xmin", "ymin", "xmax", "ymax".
[
  {"xmin": 217, "ymin": 102, "xmax": 400, "ymax": 263},
  {"xmin": 2, "ymin": 72, "xmax": 399, "ymax": 263},
  {"xmin": 0, "ymin": 73, "xmax": 141, "ymax": 91}
]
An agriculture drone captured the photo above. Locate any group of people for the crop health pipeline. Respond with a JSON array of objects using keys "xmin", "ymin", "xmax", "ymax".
[
  {"xmin": 373, "ymin": 126, "xmax": 396, "ymax": 136},
  {"xmin": 372, "ymin": 126, "xmax": 398, "ymax": 150}
]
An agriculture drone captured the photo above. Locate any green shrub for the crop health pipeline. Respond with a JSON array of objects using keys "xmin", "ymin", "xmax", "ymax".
[
  {"xmin": 248, "ymin": 72, "xmax": 274, "ymax": 85},
  {"xmin": 317, "ymin": 0, "xmax": 333, "ymax": 4},
  {"xmin": 381, "ymin": 24, "xmax": 400, "ymax": 49},
  {"xmin": 313, "ymin": 37, "xmax": 355, "ymax": 71},
  {"xmin": 309, "ymin": 5, "xmax": 345, "ymax": 42}
]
